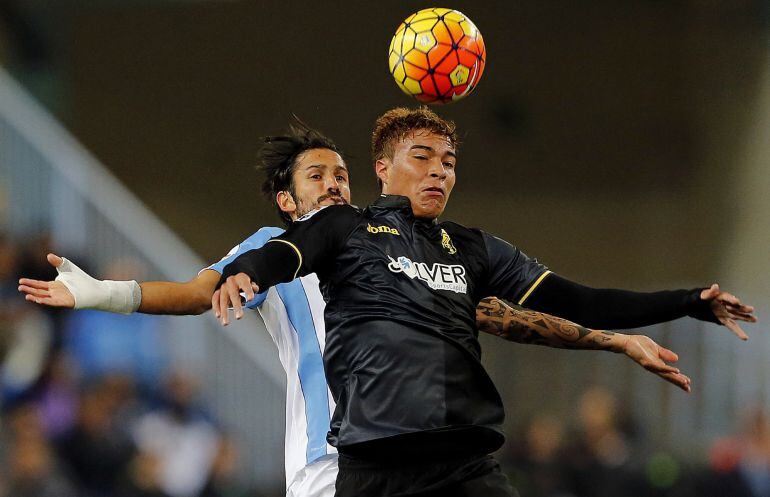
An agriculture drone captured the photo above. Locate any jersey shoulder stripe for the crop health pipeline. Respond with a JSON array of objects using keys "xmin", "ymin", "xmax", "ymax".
[{"xmin": 203, "ymin": 226, "xmax": 286, "ymax": 308}]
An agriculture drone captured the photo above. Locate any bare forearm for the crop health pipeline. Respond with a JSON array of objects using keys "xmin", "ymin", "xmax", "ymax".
[
  {"xmin": 138, "ymin": 281, "xmax": 212, "ymax": 315},
  {"xmin": 476, "ymin": 297, "xmax": 628, "ymax": 352}
]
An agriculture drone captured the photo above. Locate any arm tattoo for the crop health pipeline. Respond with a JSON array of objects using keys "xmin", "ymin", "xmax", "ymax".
[{"xmin": 476, "ymin": 297, "xmax": 619, "ymax": 351}]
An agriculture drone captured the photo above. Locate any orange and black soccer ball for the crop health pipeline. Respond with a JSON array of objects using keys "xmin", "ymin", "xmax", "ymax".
[{"xmin": 388, "ymin": 8, "xmax": 486, "ymax": 105}]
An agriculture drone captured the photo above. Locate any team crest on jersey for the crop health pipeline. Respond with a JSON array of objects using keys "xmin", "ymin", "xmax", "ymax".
[
  {"xmin": 440, "ymin": 229, "xmax": 457, "ymax": 254},
  {"xmin": 367, "ymin": 223, "xmax": 400, "ymax": 236},
  {"xmin": 387, "ymin": 255, "xmax": 467, "ymax": 294}
]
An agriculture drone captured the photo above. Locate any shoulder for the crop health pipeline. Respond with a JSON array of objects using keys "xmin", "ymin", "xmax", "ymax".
[
  {"xmin": 439, "ymin": 221, "xmax": 485, "ymax": 244},
  {"xmin": 236, "ymin": 226, "xmax": 285, "ymax": 252},
  {"xmin": 203, "ymin": 226, "xmax": 286, "ymax": 274}
]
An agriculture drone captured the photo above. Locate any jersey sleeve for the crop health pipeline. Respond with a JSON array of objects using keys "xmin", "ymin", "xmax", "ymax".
[
  {"xmin": 219, "ymin": 204, "xmax": 360, "ymax": 290},
  {"xmin": 203, "ymin": 227, "xmax": 285, "ymax": 308},
  {"xmin": 481, "ymin": 232, "xmax": 551, "ymax": 305}
]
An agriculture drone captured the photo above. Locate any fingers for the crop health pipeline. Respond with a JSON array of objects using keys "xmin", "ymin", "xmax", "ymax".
[
  {"xmin": 239, "ymin": 274, "xmax": 256, "ymax": 305},
  {"xmin": 227, "ymin": 277, "xmax": 246, "ymax": 321},
  {"xmin": 659, "ymin": 371, "xmax": 692, "ymax": 393},
  {"xmin": 656, "ymin": 345, "xmax": 679, "ymax": 363},
  {"xmin": 17, "ymin": 278, "xmax": 51, "ymax": 290},
  {"xmin": 700, "ymin": 283, "xmax": 720, "ymax": 300},
  {"xmin": 23, "ymin": 294, "xmax": 57, "ymax": 306},
  {"xmin": 716, "ymin": 291, "xmax": 740, "ymax": 306},
  {"xmin": 47, "ymin": 253, "xmax": 64, "ymax": 268},
  {"xmin": 219, "ymin": 285, "xmax": 230, "ymax": 325},
  {"xmin": 721, "ymin": 318, "xmax": 749, "ymax": 341},
  {"xmin": 728, "ymin": 311, "xmax": 757, "ymax": 323},
  {"xmin": 643, "ymin": 360, "xmax": 680, "ymax": 375},
  {"xmin": 215, "ymin": 273, "xmax": 257, "ymax": 325},
  {"xmin": 18, "ymin": 284, "xmax": 51, "ymax": 299},
  {"xmin": 211, "ymin": 289, "xmax": 222, "ymax": 319}
]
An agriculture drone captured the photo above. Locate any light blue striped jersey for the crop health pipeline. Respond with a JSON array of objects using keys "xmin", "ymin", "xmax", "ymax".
[{"xmin": 205, "ymin": 227, "xmax": 336, "ymax": 487}]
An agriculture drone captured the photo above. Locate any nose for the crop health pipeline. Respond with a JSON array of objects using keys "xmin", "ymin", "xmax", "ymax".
[
  {"xmin": 325, "ymin": 175, "xmax": 341, "ymax": 191},
  {"xmin": 428, "ymin": 158, "xmax": 447, "ymax": 180},
  {"xmin": 326, "ymin": 178, "xmax": 342, "ymax": 197}
]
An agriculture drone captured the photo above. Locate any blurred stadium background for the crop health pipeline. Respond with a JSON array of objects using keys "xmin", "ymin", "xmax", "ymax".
[{"xmin": 0, "ymin": 1, "xmax": 768, "ymax": 496}]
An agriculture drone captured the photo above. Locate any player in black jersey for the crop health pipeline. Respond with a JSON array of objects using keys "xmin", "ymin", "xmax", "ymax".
[{"xmin": 215, "ymin": 108, "xmax": 756, "ymax": 497}]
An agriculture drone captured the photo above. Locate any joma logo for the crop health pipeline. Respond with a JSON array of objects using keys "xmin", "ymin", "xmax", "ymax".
[{"xmin": 367, "ymin": 224, "xmax": 400, "ymax": 236}]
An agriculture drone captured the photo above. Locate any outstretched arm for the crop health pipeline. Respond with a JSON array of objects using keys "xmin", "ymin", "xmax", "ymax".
[
  {"xmin": 19, "ymin": 253, "xmax": 219, "ymax": 315},
  {"xmin": 522, "ymin": 274, "xmax": 757, "ymax": 340},
  {"xmin": 476, "ymin": 297, "xmax": 692, "ymax": 392},
  {"xmin": 215, "ymin": 205, "xmax": 360, "ymax": 325},
  {"xmin": 481, "ymin": 233, "xmax": 757, "ymax": 341}
]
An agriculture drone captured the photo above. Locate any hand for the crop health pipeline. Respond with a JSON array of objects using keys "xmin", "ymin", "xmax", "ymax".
[
  {"xmin": 17, "ymin": 253, "xmax": 75, "ymax": 308},
  {"xmin": 622, "ymin": 335, "xmax": 692, "ymax": 392},
  {"xmin": 212, "ymin": 273, "xmax": 259, "ymax": 326},
  {"xmin": 701, "ymin": 284, "xmax": 757, "ymax": 341}
]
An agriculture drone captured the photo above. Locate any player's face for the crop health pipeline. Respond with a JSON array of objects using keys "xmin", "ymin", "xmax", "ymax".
[
  {"xmin": 377, "ymin": 130, "xmax": 456, "ymax": 219},
  {"xmin": 286, "ymin": 148, "xmax": 350, "ymax": 220}
]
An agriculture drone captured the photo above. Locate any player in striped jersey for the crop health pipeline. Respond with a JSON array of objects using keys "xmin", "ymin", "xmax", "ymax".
[{"xmin": 19, "ymin": 121, "xmax": 698, "ymax": 497}]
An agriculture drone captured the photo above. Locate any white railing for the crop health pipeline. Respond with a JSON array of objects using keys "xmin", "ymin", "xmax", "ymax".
[{"xmin": 0, "ymin": 67, "xmax": 285, "ymax": 488}]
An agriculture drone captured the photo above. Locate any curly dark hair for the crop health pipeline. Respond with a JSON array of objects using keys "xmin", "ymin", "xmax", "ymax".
[
  {"xmin": 371, "ymin": 107, "xmax": 459, "ymax": 163},
  {"xmin": 257, "ymin": 118, "xmax": 342, "ymax": 226}
]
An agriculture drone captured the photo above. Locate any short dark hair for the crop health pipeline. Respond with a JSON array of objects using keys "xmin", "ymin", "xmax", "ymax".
[
  {"xmin": 257, "ymin": 118, "xmax": 342, "ymax": 226},
  {"xmin": 371, "ymin": 107, "xmax": 459, "ymax": 163}
]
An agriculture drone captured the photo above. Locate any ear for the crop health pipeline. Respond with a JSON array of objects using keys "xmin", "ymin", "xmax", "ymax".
[
  {"xmin": 375, "ymin": 158, "xmax": 390, "ymax": 190},
  {"xmin": 276, "ymin": 191, "xmax": 297, "ymax": 216}
]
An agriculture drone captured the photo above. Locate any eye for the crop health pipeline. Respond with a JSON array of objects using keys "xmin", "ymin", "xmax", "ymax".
[
  {"xmin": 443, "ymin": 162, "xmax": 455, "ymax": 169},
  {"xmin": 310, "ymin": 174, "xmax": 322, "ymax": 180},
  {"xmin": 414, "ymin": 155, "xmax": 428, "ymax": 160},
  {"xmin": 336, "ymin": 175, "xmax": 347, "ymax": 182}
]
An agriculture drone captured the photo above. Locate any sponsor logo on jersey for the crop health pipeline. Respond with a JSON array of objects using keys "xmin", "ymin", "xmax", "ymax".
[
  {"xmin": 440, "ymin": 229, "xmax": 457, "ymax": 254},
  {"xmin": 367, "ymin": 223, "xmax": 400, "ymax": 236},
  {"xmin": 387, "ymin": 255, "xmax": 467, "ymax": 294}
]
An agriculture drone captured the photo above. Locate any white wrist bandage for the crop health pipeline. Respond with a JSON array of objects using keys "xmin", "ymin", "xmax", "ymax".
[{"xmin": 55, "ymin": 257, "xmax": 142, "ymax": 314}]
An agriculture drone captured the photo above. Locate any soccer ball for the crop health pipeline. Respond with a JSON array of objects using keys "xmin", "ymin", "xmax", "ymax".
[{"xmin": 388, "ymin": 8, "xmax": 486, "ymax": 105}]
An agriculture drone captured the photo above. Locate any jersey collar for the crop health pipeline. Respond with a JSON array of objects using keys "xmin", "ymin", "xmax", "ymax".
[{"xmin": 370, "ymin": 195, "xmax": 439, "ymax": 226}]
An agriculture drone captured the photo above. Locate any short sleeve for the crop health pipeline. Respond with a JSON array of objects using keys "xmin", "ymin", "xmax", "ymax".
[
  {"xmin": 270, "ymin": 204, "xmax": 361, "ymax": 276},
  {"xmin": 481, "ymin": 232, "xmax": 551, "ymax": 305},
  {"xmin": 203, "ymin": 226, "xmax": 284, "ymax": 308},
  {"xmin": 219, "ymin": 204, "xmax": 360, "ymax": 291}
]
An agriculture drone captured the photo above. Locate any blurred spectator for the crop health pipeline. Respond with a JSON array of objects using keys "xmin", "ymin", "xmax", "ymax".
[
  {"xmin": 63, "ymin": 258, "xmax": 168, "ymax": 390},
  {"xmin": 561, "ymin": 386, "xmax": 645, "ymax": 497},
  {"xmin": 699, "ymin": 406, "xmax": 770, "ymax": 497},
  {"xmin": 35, "ymin": 351, "xmax": 79, "ymax": 439},
  {"xmin": 3, "ymin": 432, "xmax": 77, "ymax": 497},
  {"xmin": 503, "ymin": 415, "xmax": 574, "ymax": 497},
  {"xmin": 133, "ymin": 370, "xmax": 221, "ymax": 497},
  {"xmin": 0, "ymin": 234, "xmax": 21, "ymax": 359},
  {"xmin": 0, "ymin": 401, "xmax": 76, "ymax": 497},
  {"xmin": 115, "ymin": 451, "xmax": 173, "ymax": 497},
  {"xmin": 738, "ymin": 408, "xmax": 770, "ymax": 497},
  {"xmin": 200, "ymin": 436, "xmax": 248, "ymax": 497},
  {"xmin": 0, "ymin": 234, "xmax": 54, "ymax": 405},
  {"xmin": 56, "ymin": 377, "xmax": 138, "ymax": 496}
]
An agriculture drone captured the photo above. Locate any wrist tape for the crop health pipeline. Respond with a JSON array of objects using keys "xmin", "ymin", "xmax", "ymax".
[{"xmin": 55, "ymin": 257, "xmax": 142, "ymax": 314}]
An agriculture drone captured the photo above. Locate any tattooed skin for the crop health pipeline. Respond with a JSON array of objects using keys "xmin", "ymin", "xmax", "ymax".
[{"xmin": 475, "ymin": 297, "xmax": 619, "ymax": 351}]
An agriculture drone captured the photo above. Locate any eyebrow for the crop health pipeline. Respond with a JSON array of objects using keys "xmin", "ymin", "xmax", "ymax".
[
  {"xmin": 303, "ymin": 164, "xmax": 349, "ymax": 172},
  {"xmin": 409, "ymin": 144, "xmax": 457, "ymax": 159}
]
